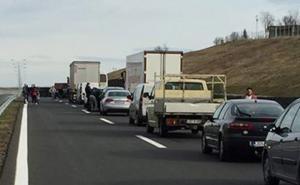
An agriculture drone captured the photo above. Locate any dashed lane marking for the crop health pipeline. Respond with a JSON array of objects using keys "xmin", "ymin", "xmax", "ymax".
[
  {"xmin": 136, "ymin": 135, "xmax": 167, "ymax": 149},
  {"xmin": 99, "ymin": 118, "xmax": 115, "ymax": 125},
  {"xmin": 82, "ymin": 109, "xmax": 91, "ymax": 114}
]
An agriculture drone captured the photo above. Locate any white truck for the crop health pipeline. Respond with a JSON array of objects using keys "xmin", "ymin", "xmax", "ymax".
[
  {"xmin": 146, "ymin": 74, "xmax": 227, "ymax": 137},
  {"xmin": 125, "ymin": 51, "xmax": 183, "ymax": 92},
  {"xmin": 69, "ymin": 61, "xmax": 100, "ymax": 102}
]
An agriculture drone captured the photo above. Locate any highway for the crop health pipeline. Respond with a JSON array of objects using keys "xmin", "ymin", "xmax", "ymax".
[
  {"xmin": 0, "ymin": 94, "xmax": 10, "ymax": 107},
  {"xmin": 20, "ymin": 98, "xmax": 288, "ymax": 185}
]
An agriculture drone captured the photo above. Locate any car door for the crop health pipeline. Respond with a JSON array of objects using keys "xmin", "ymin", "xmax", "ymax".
[
  {"xmin": 274, "ymin": 103, "xmax": 300, "ymax": 176},
  {"xmin": 129, "ymin": 88, "xmax": 137, "ymax": 119},
  {"xmin": 281, "ymin": 103, "xmax": 300, "ymax": 180},
  {"xmin": 211, "ymin": 103, "xmax": 231, "ymax": 147},
  {"xmin": 205, "ymin": 102, "xmax": 226, "ymax": 147}
]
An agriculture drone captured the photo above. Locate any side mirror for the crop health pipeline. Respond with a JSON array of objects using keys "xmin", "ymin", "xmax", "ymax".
[
  {"xmin": 143, "ymin": 92, "xmax": 150, "ymax": 98},
  {"xmin": 127, "ymin": 95, "xmax": 133, "ymax": 101}
]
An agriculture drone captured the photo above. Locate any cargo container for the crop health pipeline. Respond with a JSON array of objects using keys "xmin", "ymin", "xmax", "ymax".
[{"xmin": 125, "ymin": 51, "xmax": 183, "ymax": 92}]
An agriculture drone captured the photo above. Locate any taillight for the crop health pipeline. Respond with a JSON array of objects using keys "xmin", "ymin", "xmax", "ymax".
[
  {"xmin": 105, "ymin": 98, "xmax": 114, "ymax": 104},
  {"xmin": 166, "ymin": 118, "xmax": 177, "ymax": 126},
  {"xmin": 229, "ymin": 122, "xmax": 254, "ymax": 130}
]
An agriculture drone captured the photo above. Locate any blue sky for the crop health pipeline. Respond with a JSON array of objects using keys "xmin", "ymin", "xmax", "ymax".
[{"xmin": 0, "ymin": 0, "xmax": 299, "ymax": 86}]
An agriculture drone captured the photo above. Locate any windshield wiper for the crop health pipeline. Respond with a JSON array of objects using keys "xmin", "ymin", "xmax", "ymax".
[{"xmin": 236, "ymin": 106, "xmax": 252, "ymax": 117}]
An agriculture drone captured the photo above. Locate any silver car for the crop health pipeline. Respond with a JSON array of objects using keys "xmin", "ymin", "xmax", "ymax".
[{"xmin": 100, "ymin": 90, "xmax": 131, "ymax": 115}]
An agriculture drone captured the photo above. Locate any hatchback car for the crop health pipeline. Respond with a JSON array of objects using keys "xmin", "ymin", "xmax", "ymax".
[
  {"xmin": 202, "ymin": 99, "xmax": 283, "ymax": 161},
  {"xmin": 263, "ymin": 98, "xmax": 300, "ymax": 185},
  {"xmin": 99, "ymin": 90, "xmax": 131, "ymax": 115}
]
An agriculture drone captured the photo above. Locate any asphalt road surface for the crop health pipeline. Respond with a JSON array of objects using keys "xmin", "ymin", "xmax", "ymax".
[{"xmin": 25, "ymin": 98, "xmax": 289, "ymax": 185}]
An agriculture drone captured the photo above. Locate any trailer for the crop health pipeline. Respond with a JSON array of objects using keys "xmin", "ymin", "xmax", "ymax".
[{"xmin": 125, "ymin": 51, "xmax": 183, "ymax": 92}]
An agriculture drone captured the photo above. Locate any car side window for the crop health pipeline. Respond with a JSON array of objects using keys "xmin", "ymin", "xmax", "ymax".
[
  {"xmin": 213, "ymin": 103, "xmax": 226, "ymax": 119},
  {"xmin": 280, "ymin": 103, "xmax": 300, "ymax": 133},
  {"xmin": 291, "ymin": 106, "xmax": 300, "ymax": 132},
  {"xmin": 219, "ymin": 103, "xmax": 231, "ymax": 120}
]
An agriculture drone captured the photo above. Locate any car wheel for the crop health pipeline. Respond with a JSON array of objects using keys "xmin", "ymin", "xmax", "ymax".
[
  {"xmin": 191, "ymin": 129, "xmax": 199, "ymax": 135},
  {"xmin": 219, "ymin": 135, "xmax": 230, "ymax": 161},
  {"xmin": 129, "ymin": 115, "xmax": 135, "ymax": 124},
  {"xmin": 159, "ymin": 119, "xmax": 168, "ymax": 137},
  {"xmin": 263, "ymin": 155, "xmax": 280, "ymax": 185},
  {"xmin": 136, "ymin": 111, "xmax": 143, "ymax": 126},
  {"xmin": 201, "ymin": 132, "xmax": 212, "ymax": 154}
]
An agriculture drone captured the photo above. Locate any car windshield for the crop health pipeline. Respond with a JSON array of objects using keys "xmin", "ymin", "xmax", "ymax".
[
  {"xmin": 233, "ymin": 103, "xmax": 284, "ymax": 118},
  {"xmin": 165, "ymin": 82, "xmax": 203, "ymax": 90},
  {"xmin": 108, "ymin": 91, "xmax": 130, "ymax": 97}
]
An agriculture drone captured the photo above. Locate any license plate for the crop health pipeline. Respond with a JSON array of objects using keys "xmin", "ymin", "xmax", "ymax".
[
  {"xmin": 249, "ymin": 141, "xmax": 265, "ymax": 147},
  {"xmin": 186, "ymin": 120, "xmax": 202, "ymax": 124},
  {"xmin": 115, "ymin": 101, "xmax": 124, "ymax": 104}
]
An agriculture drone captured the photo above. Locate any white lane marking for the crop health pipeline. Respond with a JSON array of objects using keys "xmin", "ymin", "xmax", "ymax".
[
  {"xmin": 65, "ymin": 103, "xmax": 69, "ymax": 105},
  {"xmin": 136, "ymin": 135, "xmax": 167, "ymax": 149},
  {"xmin": 82, "ymin": 109, "xmax": 91, "ymax": 114},
  {"xmin": 99, "ymin": 118, "xmax": 115, "ymax": 125},
  {"xmin": 71, "ymin": 105, "xmax": 77, "ymax": 108},
  {"xmin": 59, "ymin": 100, "xmax": 63, "ymax": 103},
  {"xmin": 15, "ymin": 104, "xmax": 28, "ymax": 185}
]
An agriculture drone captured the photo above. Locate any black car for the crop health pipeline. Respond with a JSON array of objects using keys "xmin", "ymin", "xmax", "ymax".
[
  {"xmin": 202, "ymin": 99, "xmax": 283, "ymax": 161},
  {"xmin": 263, "ymin": 98, "xmax": 300, "ymax": 185}
]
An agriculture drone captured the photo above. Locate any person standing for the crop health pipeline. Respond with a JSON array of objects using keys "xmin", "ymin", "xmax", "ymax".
[
  {"xmin": 245, "ymin": 87, "xmax": 257, "ymax": 100},
  {"xmin": 31, "ymin": 85, "xmax": 38, "ymax": 104},
  {"xmin": 85, "ymin": 83, "xmax": 92, "ymax": 108},
  {"xmin": 22, "ymin": 84, "xmax": 29, "ymax": 103}
]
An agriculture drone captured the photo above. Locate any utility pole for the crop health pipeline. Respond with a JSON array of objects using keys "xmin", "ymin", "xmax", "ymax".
[
  {"xmin": 12, "ymin": 59, "xmax": 27, "ymax": 92},
  {"xmin": 256, "ymin": 15, "xmax": 259, "ymax": 39}
]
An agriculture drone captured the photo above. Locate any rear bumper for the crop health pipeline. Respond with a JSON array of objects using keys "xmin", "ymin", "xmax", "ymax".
[
  {"xmin": 224, "ymin": 136, "xmax": 266, "ymax": 154},
  {"xmin": 103, "ymin": 104, "xmax": 130, "ymax": 113}
]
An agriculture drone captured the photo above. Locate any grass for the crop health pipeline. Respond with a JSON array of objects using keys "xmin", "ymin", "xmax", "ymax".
[
  {"xmin": 0, "ymin": 99, "xmax": 23, "ymax": 172},
  {"xmin": 183, "ymin": 37, "xmax": 300, "ymax": 97}
]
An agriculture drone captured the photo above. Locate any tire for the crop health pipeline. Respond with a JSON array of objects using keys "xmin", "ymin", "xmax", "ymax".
[
  {"xmin": 159, "ymin": 118, "xmax": 168, "ymax": 137},
  {"xmin": 219, "ymin": 135, "xmax": 230, "ymax": 161},
  {"xmin": 191, "ymin": 129, "xmax": 199, "ymax": 135},
  {"xmin": 263, "ymin": 155, "xmax": 280, "ymax": 185},
  {"xmin": 129, "ymin": 115, "xmax": 135, "ymax": 124},
  {"xmin": 146, "ymin": 124, "xmax": 154, "ymax": 134},
  {"xmin": 201, "ymin": 133, "xmax": 212, "ymax": 154},
  {"xmin": 135, "ymin": 111, "xmax": 143, "ymax": 126}
]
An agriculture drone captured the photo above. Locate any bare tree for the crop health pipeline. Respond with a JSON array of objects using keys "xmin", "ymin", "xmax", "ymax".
[
  {"xmin": 229, "ymin": 32, "xmax": 240, "ymax": 42},
  {"xmin": 213, "ymin": 37, "xmax": 224, "ymax": 45},
  {"xmin": 282, "ymin": 10, "xmax": 299, "ymax": 25},
  {"xmin": 260, "ymin": 11, "xmax": 275, "ymax": 30}
]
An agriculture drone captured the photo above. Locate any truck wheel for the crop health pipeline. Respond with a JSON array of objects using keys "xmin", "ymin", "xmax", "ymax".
[
  {"xmin": 159, "ymin": 119, "xmax": 168, "ymax": 137},
  {"xmin": 219, "ymin": 135, "xmax": 230, "ymax": 162},
  {"xmin": 146, "ymin": 124, "xmax": 154, "ymax": 134},
  {"xmin": 191, "ymin": 129, "xmax": 199, "ymax": 135},
  {"xmin": 201, "ymin": 133, "xmax": 212, "ymax": 154}
]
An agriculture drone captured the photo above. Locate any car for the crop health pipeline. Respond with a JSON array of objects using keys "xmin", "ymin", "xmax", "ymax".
[
  {"xmin": 263, "ymin": 98, "xmax": 300, "ymax": 185},
  {"xmin": 99, "ymin": 90, "xmax": 131, "ymax": 115},
  {"xmin": 128, "ymin": 83, "xmax": 154, "ymax": 125},
  {"xmin": 88, "ymin": 87, "xmax": 103, "ymax": 111},
  {"xmin": 202, "ymin": 99, "xmax": 284, "ymax": 161}
]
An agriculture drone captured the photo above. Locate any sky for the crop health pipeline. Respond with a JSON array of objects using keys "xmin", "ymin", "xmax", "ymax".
[{"xmin": 0, "ymin": 0, "xmax": 299, "ymax": 87}]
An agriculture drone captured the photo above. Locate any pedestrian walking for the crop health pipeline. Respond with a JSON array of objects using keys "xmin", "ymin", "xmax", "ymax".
[
  {"xmin": 31, "ymin": 85, "xmax": 39, "ymax": 104},
  {"xmin": 245, "ymin": 87, "xmax": 257, "ymax": 100},
  {"xmin": 22, "ymin": 84, "xmax": 29, "ymax": 103},
  {"xmin": 85, "ymin": 83, "xmax": 92, "ymax": 109}
]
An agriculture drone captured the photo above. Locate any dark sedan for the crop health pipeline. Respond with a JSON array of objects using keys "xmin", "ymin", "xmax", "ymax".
[
  {"xmin": 263, "ymin": 98, "xmax": 300, "ymax": 185},
  {"xmin": 202, "ymin": 99, "xmax": 284, "ymax": 161}
]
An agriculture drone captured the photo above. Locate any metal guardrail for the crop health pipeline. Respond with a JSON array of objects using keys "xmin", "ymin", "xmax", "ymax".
[{"xmin": 0, "ymin": 95, "xmax": 17, "ymax": 116}]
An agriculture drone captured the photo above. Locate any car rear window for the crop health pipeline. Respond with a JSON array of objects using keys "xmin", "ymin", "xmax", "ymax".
[
  {"xmin": 165, "ymin": 82, "xmax": 203, "ymax": 90},
  {"xmin": 108, "ymin": 91, "xmax": 130, "ymax": 97},
  {"xmin": 233, "ymin": 103, "xmax": 284, "ymax": 118}
]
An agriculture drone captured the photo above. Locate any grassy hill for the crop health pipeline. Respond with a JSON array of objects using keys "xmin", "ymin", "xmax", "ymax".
[{"xmin": 183, "ymin": 37, "xmax": 300, "ymax": 97}]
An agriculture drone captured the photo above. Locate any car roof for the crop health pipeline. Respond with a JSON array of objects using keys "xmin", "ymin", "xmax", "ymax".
[{"xmin": 226, "ymin": 99, "xmax": 280, "ymax": 105}]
